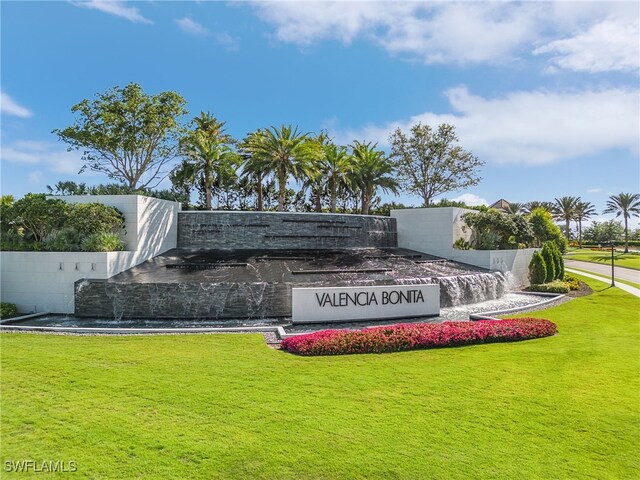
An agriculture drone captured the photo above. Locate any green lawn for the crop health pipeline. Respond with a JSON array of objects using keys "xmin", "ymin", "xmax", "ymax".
[
  {"xmin": 1, "ymin": 276, "xmax": 639, "ymax": 479},
  {"xmin": 566, "ymin": 266, "xmax": 640, "ymax": 290},
  {"xmin": 565, "ymin": 249, "xmax": 640, "ymax": 270}
]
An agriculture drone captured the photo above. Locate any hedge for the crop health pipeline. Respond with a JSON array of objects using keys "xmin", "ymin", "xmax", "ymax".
[
  {"xmin": 0, "ymin": 302, "xmax": 18, "ymax": 318},
  {"xmin": 281, "ymin": 318, "xmax": 557, "ymax": 356}
]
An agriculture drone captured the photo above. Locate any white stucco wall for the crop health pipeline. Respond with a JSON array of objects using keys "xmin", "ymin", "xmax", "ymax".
[
  {"xmin": 1, "ymin": 195, "xmax": 180, "ymax": 314},
  {"xmin": 391, "ymin": 207, "xmax": 535, "ymax": 286}
]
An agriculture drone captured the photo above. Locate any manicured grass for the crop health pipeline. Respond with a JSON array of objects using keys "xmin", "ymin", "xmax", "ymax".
[
  {"xmin": 1, "ymin": 276, "xmax": 639, "ymax": 479},
  {"xmin": 565, "ymin": 249, "xmax": 640, "ymax": 270}
]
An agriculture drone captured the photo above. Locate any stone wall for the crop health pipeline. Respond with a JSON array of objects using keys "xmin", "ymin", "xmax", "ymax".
[{"xmin": 178, "ymin": 211, "xmax": 397, "ymax": 250}]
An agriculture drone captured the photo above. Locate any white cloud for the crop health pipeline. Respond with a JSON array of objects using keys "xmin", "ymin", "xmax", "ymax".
[
  {"xmin": 72, "ymin": 1, "xmax": 152, "ymax": 24},
  {"xmin": 1, "ymin": 140, "xmax": 84, "ymax": 174},
  {"xmin": 175, "ymin": 16, "xmax": 210, "ymax": 37},
  {"xmin": 450, "ymin": 193, "xmax": 488, "ymax": 207},
  {"xmin": 533, "ymin": 16, "xmax": 640, "ymax": 73},
  {"xmin": 250, "ymin": 2, "xmax": 640, "ymax": 71},
  {"xmin": 587, "ymin": 188, "xmax": 603, "ymax": 193},
  {"xmin": 338, "ymin": 86, "xmax": 639, "ymax": 166},
  {"xmin": 214, "ymin": 32, "xmax": 240, "ymax": 51},
  {"xmin": 1, "ymin": 91, "xmax": 32, "ymax": 118},
  {"xmin": 251, "ymin": 2, "xmax": 541, "ymax": 65}
]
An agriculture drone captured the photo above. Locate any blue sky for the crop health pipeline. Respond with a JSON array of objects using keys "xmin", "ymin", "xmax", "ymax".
[{"xmin": 1, "ymin": 1, "xmax": 639, "ymax": 225}]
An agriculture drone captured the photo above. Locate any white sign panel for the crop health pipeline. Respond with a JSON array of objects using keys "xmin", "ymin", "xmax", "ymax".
[{"xmin": 292, "ymin": 284, "xmax": 440, "ymax": 324}]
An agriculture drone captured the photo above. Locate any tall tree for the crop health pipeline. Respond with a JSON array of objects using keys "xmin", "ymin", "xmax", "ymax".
[
  {"xmin": 350, "ymin": 141, "xmax": 398, "ymax": 215},
  {"xmin": 389, "ymin": 123, "xmax": 484, "ymax": 206},
  {"xmin": 523, "ymin": 201, "xmax": 555, "ymax": 215},
  {"xmin": 240, "ymin": 129, "xmax": 270, "ymax": 211},
  {"xmin": 242, "ymin": 125, "xmax": 321, "ymax": 212},
  {"xmin": 573, "ymin": 200, "xmax": 597, "ymax": 248},
  {"xmin": 323, "ymin": 144, "xmax": 354, "ymax": 213},
  {"xmin": 603, "ymin": 193, "xmax": 640, "ymax": 253},
  {"xmin": 505, "ymin": 202, "xmax": 525, "ymax": 215},
  {"xmin": 179, "ymin": 112, "xmax": 238, "ymax": 210},
  {"xmin": 54, "ymin": 83, "xmax": 187, "ymax": 189},
  {"xmin": 553, "ymin": 196, "xmax": 579, "ymax": 241}
]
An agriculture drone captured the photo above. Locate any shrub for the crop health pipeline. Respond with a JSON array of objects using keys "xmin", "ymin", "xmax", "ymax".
[
  {"xmin": 281, "ymin": 318, "xmax": 557, "ymax": 356},
  {"xmin": 453, "ymin": 238, "xmax": 471, "ymax": 250},
  {"xmin": 528, "ymin": 281, "xmax": 570, "ymax": 294},
  {"xmin": 563, "ymin": 274, "xmax": 581, "ymax": 291},
  {"xmin": 541, "ymin": 243, "xmax": 556, "ymax": 283},
  {"xmin": 81, "ymin": 232, "xmax": 125, "ymax": 252},
  {"xmin": 43, "ymin": 228, "xmax": 83, "ymax": 251},
  {"xmin": 529, "ymin": 251, "xmax": 547, "ymax": 285},
  {"xmin": 67, "ymin": 203, "xmax": 124, "ymax": 236},
  {"xmin": 10, "ymin": 194, "xmax": 69, "ymax": 243},
  {"xmin": 463, "ymin": 210, "xmax": 533, "ymax": 250},
  {"xmin": 529, "ymin": 207, "xmax": 567, "ymax": 253},
  {"xmin": 550, "ymin": 242, "xmax": 564, "ymax": 279},
  {"xmin": 0, "ymin": 302, "xmax": 18, "ymax": 318}
]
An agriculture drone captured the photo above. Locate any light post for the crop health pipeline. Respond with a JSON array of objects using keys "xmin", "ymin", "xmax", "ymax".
[{"xmin": 610, "ymin": 240, "xmax": 615, "ymax": 287}]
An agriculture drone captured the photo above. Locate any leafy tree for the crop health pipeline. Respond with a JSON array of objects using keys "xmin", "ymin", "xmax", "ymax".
[
  {"xmin": 603, "ymin": 193, "xmax": 640, "ymax": 253},
  {"xmin": 528, "ymin": 207, "xmax": 567, "ymax": 252},
  {"xmin": 540, "ymin": 243, "xmax": 556, "ymax": 283},
  {"xmin": 553, "ymin": 196, "xmax": 579, "ymax": 241},
  {"xmin": 529, "ymin": 251, "xmax": 547, "ymax": 285},
  {"xmin": 67, "ymin": 203, "xmax": 124, "ymax": 236},
  {"xmin": 462, "ymin": 210, "xmax": 533, "ymax": 250},
  {"xmin": 54, "ymin": 83, "xmax": 187, "ymax": 189},
  {"xmin": 351, "ymin": 141, "xmax": 398, "ymax": 215},
  {"xmin": 389, "ymin": 123, "xmax": 484, "ymax": 206},
  {"xmin": 46, "ymin": 181, "xmax": 89, "ymax": 196},
  {"xmin": 179, "ymin": 112, "xmax": 239, "ymax": 210},
  {"xmin": 582, "ymin": 220, "xmax": 624, "ymax": 244},
  {"xmin": 10, "ymin": 194, "xmax": 69, "ymax": 243},
  {"xmin": 242, "ymin": 125, "xmax": 321, "ymax": 212},
  {"xmin": 573, "ymin": 200, "xmax": 596, "ymax": 247}
]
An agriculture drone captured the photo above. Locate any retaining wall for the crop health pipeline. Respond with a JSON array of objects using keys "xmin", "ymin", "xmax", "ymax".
[{"xmin": 178, "ymin": 211, "xmax": 397, "ymax": 249}]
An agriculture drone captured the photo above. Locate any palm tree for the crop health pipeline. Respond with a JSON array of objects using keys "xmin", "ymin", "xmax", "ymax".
[
  {"xmin": 242, "ymin": 125, "xmax": 321, "ymax": 212},
  {"xmin": 505, "ymin": 202, "xmax": 525, "ymax": 215},
  {"xmin": 523, "ymin": 201, "xmax": 555, "ymax": 215},
  {"xmin": 573, "ymin": 200, "xmax": 596, "ymax": 248},
  {"xmin": 240, "ymin": 129, "xmax": 270, "ymax": 211},
  {"xmin": 603, "ymin": 193, "xmax": 640, "ymax": 253},
  {"xmin": 302, "ymin": 131, "xmax": 331, "ymax": 212},
  {"xmin": 323, "ymin": 144, "xmax": 354, "ymax": 213},
  {"xmin": 553, "ymin": 196, "xmax": 579, "ymax": 241},
  {"xmin": 180, "ymin": 112, "xmax": 238, "ymax": 210},
  {"xmin": 350, "ymin": 141, "xmax": 398, "ymax": 215}
]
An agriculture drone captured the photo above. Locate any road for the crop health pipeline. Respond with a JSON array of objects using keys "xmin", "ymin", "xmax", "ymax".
[{"xmin": 565, "ymin": 260, "xmax": 640, "ymax": 284}]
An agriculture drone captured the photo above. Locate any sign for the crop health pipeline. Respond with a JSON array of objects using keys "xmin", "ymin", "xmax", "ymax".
[{"xmin": 291, "ymin": 284, "xmax": 440, "ymax": 324}]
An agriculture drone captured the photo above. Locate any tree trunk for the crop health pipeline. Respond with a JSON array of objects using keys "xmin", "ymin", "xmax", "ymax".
[
  {"xmin": 361, "ymin": 190, "xmax": 370, "ymax": 215},
  {"xmin": 205, "ymin": 187, "xmax": 212, "ymax": 211},
  {"xmin": 256, "ymin": 173, "xmax": 263, "ymax": 211},
  {"xmin": 565, "ymin": 219, "xmax": 570, "ymax": 242},
  {"xmin": 624, "ymin": 216, "xmax": 629, "ymax": 253},
  {"xmin": 330, "ymin": 180, "xmax": 337, "ymax": 213},
  {"xmin": 315, "ymin": 184, "xmax": 322, "ymax": 212},
  {"xmin": 278, "ymin": 172, "xmax": 286, "ymax": 212},
  {"xmin": 578, "ymin": 219, "xmax": 582, "ymax": 248}
]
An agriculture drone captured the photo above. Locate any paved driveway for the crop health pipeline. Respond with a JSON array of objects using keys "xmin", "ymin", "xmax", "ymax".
[{"xmin": 565, "ymin": 259, "xmax": 640, "ymax": 284}]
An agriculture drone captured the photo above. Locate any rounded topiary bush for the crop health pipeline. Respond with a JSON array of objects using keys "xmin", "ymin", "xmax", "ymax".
[{"xmin": 529, "ymin": 250, "xmax": 547, "ymax": 285}]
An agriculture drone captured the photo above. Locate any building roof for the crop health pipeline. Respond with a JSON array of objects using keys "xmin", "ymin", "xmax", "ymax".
[{"xmin": 489, "ymin": 199, "xmax": 512, "ymax": 211}]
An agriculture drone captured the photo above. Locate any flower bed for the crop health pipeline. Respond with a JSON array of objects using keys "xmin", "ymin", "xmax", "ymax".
[{"xmin": 281, "ymin": 318, "xmax": 557, "ymax": 356}]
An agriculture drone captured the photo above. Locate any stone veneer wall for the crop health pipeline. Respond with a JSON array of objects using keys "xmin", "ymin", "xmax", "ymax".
[{"xmin": 178, "ymin": 211, "xmax": 397, "ymax": 249}]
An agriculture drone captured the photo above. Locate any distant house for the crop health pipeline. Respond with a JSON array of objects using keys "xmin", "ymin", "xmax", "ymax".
[{"xmin": 489, "ymin": 199, "xmax": 512, "ymax": 213}]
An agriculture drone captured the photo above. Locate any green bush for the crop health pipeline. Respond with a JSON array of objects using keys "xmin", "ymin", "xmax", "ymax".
[
  {"xmin": 81, "ymin": 232, "xmax": 125, "ymax": 252},
  {"xmin": 67, "ymin": 203, "xmax": 124, "ymax": 236},
  {"xmin": 528, "ymin": 281, "xmax": 570, "ymax": 294},
  {"xmin": 463, "ymin": 210, "xmax": 534, "ymax": 250},
  {"xmin": 563, "ymin": 274, "xmax": 581, "ymax": 291},
  {"xmin": 10, "ymin": 194, "xmax": 70, "ymax": 243},
  {"xmin": 453, "ymin": 238, "xmax": 471, "ymax": 250},
  {"xmin": 541, "ymin": 243, "xmax": 556, "ymax": 283},
  {"xmin": 43, "ymin": 228, "xmax": 83, "ymax": 252},
  {"xmin": 529, "ymin": 208, "xmax": 567, "ymax": 253},
  {"xmin": 529, "ymin": 251, "xmax": 547, "ymax": 285},
  {"xmin": 0, "ymin": 302, "xmax": 18, "ymax": 318},
  {"xmin": 549, "ymin": 242, "xmax": 564, "ymax": 279}
]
